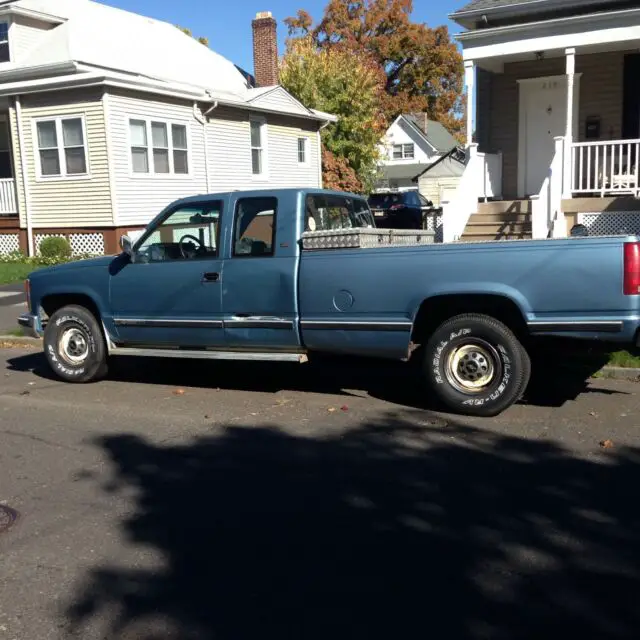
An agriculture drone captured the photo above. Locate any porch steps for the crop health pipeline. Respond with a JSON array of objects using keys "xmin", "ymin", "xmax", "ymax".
[{"xmin": 461, "ymin": 200, "xmax": 532, "ymax": 242}]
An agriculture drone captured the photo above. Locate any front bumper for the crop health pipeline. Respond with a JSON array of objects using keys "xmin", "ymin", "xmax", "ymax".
[{"xmin": 18, "ymin": 312, "xmax": 43, "ymax": 339}]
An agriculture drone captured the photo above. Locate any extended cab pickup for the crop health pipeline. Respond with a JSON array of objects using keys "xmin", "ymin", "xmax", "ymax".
[{"xmin": 18, "ymin": 188, "xmax": 640, "ymax": 417}]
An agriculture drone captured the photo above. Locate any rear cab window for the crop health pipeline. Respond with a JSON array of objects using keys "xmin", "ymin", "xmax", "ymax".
[
  {"xmin": 304, "ymin": 194, "xmax": 374, "ymax": 232},
  {"xmin": 233, "ymin": 196, "xmax": 277, "ymax": 257}
]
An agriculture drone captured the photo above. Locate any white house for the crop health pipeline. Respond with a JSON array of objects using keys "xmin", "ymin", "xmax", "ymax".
[
  {"xmin": 0, "ymin": 0, "xmax": 333, "ymax": 256},
  {"xmin": 444, "ymin": 0, "xmax": 640, "ymax": 242},
  {"xmin": 375, "ymin": 113, "xmax": 461, "ymax": 206}
]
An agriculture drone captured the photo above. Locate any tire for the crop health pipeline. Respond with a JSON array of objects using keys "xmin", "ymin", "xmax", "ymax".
[
  {"xmin": 424, "ymin": 313, "xmax": 530, "ymax": 417},
  {"xmin": 43, "ymin": 304, "xmax": 108, "ymax": 383}
]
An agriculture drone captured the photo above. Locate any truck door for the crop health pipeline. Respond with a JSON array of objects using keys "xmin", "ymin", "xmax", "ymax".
[
  {"xmin": 109, "ymin": 199, "xmax": 226, "ymax": 347},
  {"xmin": 221, "ymin": 194, "xmax": 302, "ymax": 351}
]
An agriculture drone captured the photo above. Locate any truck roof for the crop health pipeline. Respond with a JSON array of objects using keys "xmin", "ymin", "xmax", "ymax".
[{"xmin": 172, "ymin": 188, "xmax": 365, "ymax": 208}]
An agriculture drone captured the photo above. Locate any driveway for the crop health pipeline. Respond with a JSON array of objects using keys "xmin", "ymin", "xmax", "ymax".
[{"xmin": 1, "ymin": 347, "xmax": 640, "ymax": 639}]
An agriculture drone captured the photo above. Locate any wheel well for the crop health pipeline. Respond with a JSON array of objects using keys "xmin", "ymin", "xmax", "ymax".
[
  {"xmin": 411, "ymin": 294, "xmax": 528, "ymax": 344},
  {"xmin": 40, "ymin": 293, "xmax": 102, "ymax": 323}
]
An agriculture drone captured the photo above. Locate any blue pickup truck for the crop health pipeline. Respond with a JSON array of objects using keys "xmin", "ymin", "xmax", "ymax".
[{"xmin": 18, "ymin": 187, "xmax": 640, "ymax": 417}]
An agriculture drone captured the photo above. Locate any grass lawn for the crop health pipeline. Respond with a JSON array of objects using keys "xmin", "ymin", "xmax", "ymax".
[
  {"xmin": 0, "ymin": 262, "xmax": 33, "ymax": 285},
  {"xmin": 607, "ymin": 349, "xmax": 640, "ymax": 368}
]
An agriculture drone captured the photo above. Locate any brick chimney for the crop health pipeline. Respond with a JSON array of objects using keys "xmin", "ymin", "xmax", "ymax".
[
  {"xmin": 410, "ymin": 112, "xmax": 429, "ymax": 134},
  {"xmin": 252, "ymin": 11, "xmax": 278, "ymax": 87}
]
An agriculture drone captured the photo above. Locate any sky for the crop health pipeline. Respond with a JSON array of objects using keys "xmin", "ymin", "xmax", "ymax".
[{"xmin": 102, "ymin": 0, "xmax": 463, "ymax": 73}]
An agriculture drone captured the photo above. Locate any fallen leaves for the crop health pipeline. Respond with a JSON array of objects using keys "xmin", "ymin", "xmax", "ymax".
[
  {"xmin": 172, "ymin": 388, "xmax": 185, "ymax": 396},
  {"xmin": 600, "ymin": 439, "xmax": 614, "ymax": 449}
]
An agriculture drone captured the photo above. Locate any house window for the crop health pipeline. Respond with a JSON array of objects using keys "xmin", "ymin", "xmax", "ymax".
[
  {"xmin": 250, "ymin": 118, "xmax": 266, "ymax": 175},
  {"xmin": 0, "ymin": 120, "xmax": 12, "ymax": 179},
  {"xmin": 392, "ymin": 143, "xmax": 414, "ymax": 160},
  {"xmin": 0, "ymin": 23, "xmax": 9, "ymax": 63},
  {"xmin": 297, "ymin": 137, "xmax": 308, "ymax": 164},
  {"xmin": 36, "ymin": 116, "xmax": 87, "ymax": 178},
  {"xmin": 129, "ymin": 118, "xmax": 189, "ymax": 175}
]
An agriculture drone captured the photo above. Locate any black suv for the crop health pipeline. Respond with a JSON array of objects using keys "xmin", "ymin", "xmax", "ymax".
[{"xmin": 367, "ymin": 190, "xmax": 433, "ymax": 229}]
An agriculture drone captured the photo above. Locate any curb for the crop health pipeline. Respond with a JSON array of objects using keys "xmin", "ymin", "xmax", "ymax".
[
  {"xmin": 0, "ymin": 335, "xmax": 42, "ymax": 346},
  {"xmin": 598, "ymin": 366, "xmax": 640, "ymax": 381}
]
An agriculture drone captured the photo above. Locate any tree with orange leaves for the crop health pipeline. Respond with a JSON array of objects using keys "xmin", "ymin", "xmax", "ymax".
[{"xmin": 285, "ymin": 0, "xmax": 464, "ymax": 140}]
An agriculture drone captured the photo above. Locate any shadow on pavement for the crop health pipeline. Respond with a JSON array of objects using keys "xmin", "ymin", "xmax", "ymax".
[
  {"xmin": 63, "ymin": 412, "xmax": 640, "ymax": 639},
  {"xmin": 6, "ymin": 340, "xmax": 626, "ymax": 411}
]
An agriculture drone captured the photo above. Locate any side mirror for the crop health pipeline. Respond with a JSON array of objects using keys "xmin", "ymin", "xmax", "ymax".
[{"xmin": 119, "ymin": 234, "xmax": 134, "ymax": 257}]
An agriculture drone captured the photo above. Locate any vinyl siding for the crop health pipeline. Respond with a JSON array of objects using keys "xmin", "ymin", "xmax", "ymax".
[
  {"xmin": 249, "ymin": 87, "xmax": 311, "ymax": 117},
  {"xmin": 10, "ymin": 16, "xmax": 53, "ymax": 61},
  {"xmin": 10, "ymin": 88, "xmax": 113, "ymax": 228},
  {"xmin": 206, "ymin": 107, "xmax": 320, "ymax": 192},
  {"xmin": 107, "ymin": 90, "xmax": 207, "ymax": 226},
  {"xmin": 418, "ymin": 175, "xmax": 461, "ymax": 207},
  {"xmin": 485, "ymin": 50, "xmax": 627, "ymax": 197},
  {"xmin": 107, "ymin": 93, "xmax": 321, "ymax": 226}
]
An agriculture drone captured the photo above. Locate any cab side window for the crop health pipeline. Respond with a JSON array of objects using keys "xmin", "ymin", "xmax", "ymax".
[
  {"xmin": 134, "ymin": 201, "xmax": 222, "ymax": 263},
  {"xmin": 233, "ymin": 196, "xmax": 277, "ymax": 257}
]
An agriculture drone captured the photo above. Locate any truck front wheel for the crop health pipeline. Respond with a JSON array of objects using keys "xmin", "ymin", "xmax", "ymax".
[
  {"xmin": 424, "ymin": 313, "xmax": 530, "ymax": 417},
  {"xmin": 43, "ymin": 305, "xmax": 108, "ymax": 383}
]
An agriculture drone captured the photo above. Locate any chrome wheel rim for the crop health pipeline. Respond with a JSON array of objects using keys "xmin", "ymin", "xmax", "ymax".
[
  {"xmin": 445, "ymin": 340, "xmax": 500, "ymax": 394},
  {"xmin": 58, "ymin": 327, "xmax": 89, "ymax": 365}
]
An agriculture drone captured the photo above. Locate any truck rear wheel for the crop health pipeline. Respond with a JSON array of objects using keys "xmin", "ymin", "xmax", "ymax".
[
  {"xmin": 424, "ymin": 313, "xmax": 530, "ymax": 417},
  {"xmin": 43, "ymin": 305, "xmax": 108, "ymax": 383}
]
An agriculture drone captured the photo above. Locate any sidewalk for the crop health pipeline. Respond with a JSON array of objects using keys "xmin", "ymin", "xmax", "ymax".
[{"xmin": 0, "ymin": 283, "xmax": 26, "ymax": 332}]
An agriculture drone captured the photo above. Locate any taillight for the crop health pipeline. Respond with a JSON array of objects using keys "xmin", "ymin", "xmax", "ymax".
[
  {"xmin": 24, "ymin": 278, "xmax": 30, "ymax": 311},
  {"xmin": 623, "ymin": 242, "xmax": 640, "ymax": 295},
  {"xmin": 389, "ymin": 204, "xmax": 406, "ymax": 211}
]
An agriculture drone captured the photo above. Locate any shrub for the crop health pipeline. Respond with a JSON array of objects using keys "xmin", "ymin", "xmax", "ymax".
[{"xmin": 39, "ymin": 236, "xmax": 72, "ymax": 260}]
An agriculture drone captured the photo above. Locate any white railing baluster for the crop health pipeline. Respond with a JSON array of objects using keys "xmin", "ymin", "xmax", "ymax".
[
  {"xmin": 0, "ymin": 178, "xmax": 16, "ymax": 215},
  {"xmin": 636, "ymin": 143, "xmax": 639, "ymax": 197},
  {"xmin": 569, "ymin": 138, "xmax": 640, "ymax": 196}
]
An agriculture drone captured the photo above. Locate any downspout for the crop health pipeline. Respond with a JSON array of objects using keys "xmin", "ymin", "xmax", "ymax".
[
  {"xmin": 193, "ymin": 101, "xmax": 218, "ymax": 194},
  {"xmin": 317, "ymin": 120, "xmax": 331, "ymax": 189},
  {"xmin": 14, "ymin": 95, "xmax": 33, "ymax": 256}
]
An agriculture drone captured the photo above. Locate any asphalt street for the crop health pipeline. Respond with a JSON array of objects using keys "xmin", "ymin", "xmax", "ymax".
[{"xmin": 1, "ymin": 346, "xmax": 640, "ymax": 639}]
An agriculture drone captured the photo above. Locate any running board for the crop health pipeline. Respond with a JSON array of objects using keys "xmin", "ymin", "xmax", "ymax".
[{"xmin": 109, "ymin": 347, "xmax": 308, "ymax": 363}]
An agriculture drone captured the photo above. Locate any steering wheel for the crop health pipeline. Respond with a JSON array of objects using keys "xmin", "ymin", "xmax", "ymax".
[{"xmin": 178, "ymin": 234, "xmax": 203, "ymax": 259}]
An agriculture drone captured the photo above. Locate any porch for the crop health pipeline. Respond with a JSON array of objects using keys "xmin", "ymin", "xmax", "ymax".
[{"xmin": 442, "ymin": 28, "xmax": 640, "ymax": 241}]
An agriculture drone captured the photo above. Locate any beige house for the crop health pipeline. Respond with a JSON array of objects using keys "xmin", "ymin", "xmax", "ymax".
[
  {"xmin": 0, "ymin": 0, "xmax": 333, "ymax": 256},
  {"xmin": 444, "ymin": 0, "xmax": 640, "ymax": 242}
]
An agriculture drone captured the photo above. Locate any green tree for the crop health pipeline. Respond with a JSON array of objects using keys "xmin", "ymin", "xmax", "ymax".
[
  {"xmin": 285, "ymin": 0, "xmax": 464, "ymax": 139},
  {"xmin": 280, "ymin": 36, "xmax": 386, "ymax": 192},
  {"xmin": 176, "ymin": 25, "xmax": 209, "ymax": 47}
]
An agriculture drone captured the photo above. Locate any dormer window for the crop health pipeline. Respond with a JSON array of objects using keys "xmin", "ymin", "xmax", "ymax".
[{"xmin": 0, "ymin": 23, "xmax": 8, "ymax": 62}]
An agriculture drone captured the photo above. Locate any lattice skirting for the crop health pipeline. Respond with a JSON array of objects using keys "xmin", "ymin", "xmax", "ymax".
[
  {"xmin": 423, "ymin": 211, "xmax": 443, "ymax": 243},
  {"xmin": 0, "ymin": 233, "xmax": 19, "ymax": 255},
  {"xmin": 578, "ymin": 212, "xmax": 640, "ymax": 236},
  {"xmin": 34, "ymin": 232, "xmax": 105, "ymax": 256}
]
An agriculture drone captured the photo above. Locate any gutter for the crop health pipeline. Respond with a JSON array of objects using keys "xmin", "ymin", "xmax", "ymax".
[
  {"xmin": 0, "ymin": 61, "xmax": 78, "ymax": 82},
  {"xmin": 0, "ymin": 72, "xmax": 336, "ymax": 123},
  {"xmin": 0, "ymin": 6, "xmax": 66, "ymax": 24},
  {"xmin": 449, "ymin": 0, "xmax": 613, "ymax": 24},
  {"xmin": 456, "ymin": 6, "xmax": 640, "ymax": 41},
  {"xmin": 14, "ymin": 96, "xmax": 33, "ymax": 256}
]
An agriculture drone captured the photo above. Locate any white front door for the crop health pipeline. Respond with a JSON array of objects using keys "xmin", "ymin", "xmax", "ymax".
[{"xmin": 519, "ymin": 76, "xmax": 568, "ymax": 197}]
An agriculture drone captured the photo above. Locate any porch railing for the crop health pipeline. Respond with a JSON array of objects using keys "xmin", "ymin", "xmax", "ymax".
[
  {"xmin": 0, "ymin": 178, "xmax": 17, "ymax": 215},
  {"xmin": 571, "ymin": 139, "xmax": 640, "ymax": 197}
]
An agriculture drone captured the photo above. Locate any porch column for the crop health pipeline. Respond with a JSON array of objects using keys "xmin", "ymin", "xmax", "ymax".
[
  {"xmin": 563, "ymin": 47, "xmax": 576, "ymax": 198},
  {"xmin": 465, "ymin": 60, "xmax": 475, "ymax": 147}
]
